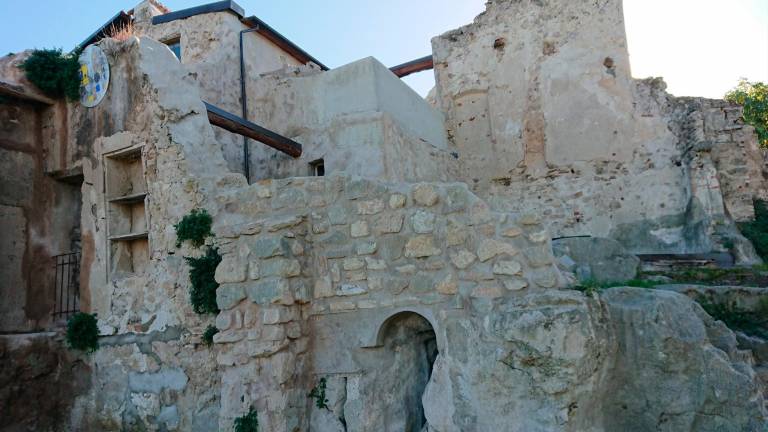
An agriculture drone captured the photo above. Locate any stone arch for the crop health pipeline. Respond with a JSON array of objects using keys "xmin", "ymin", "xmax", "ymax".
[
  {"xmin": 364, "ymin": 307, "xmax": 442, "ymax": 350},
  {"xmin": 361, "ymin": 310, "xmax": 439, "ymax": 432}
]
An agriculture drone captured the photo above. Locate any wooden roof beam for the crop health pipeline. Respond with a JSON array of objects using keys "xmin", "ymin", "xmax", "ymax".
[
  {"xmin": 204, "ymin": 102, "xmax": 302, "ymax": 158},
  {"xmin": 390, "ymin": 55, "xmax": 434, "ymax": 78}
]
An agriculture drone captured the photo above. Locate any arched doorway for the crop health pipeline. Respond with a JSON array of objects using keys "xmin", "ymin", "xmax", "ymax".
[{"xmin": 364, "ymin": 311, "xmax": 438, "ymax": 432}]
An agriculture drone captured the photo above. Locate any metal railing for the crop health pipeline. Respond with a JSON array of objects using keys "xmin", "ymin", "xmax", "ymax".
[{"xmin": 52, "ymin": 252, "xmax": 80, "ymax": 319}]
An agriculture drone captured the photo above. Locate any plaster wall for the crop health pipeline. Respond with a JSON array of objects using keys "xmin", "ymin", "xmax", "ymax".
[
  {"xmin": 246, "ymin": 57, "xmax": 456, "ymax": 182},
  {"xmin": 0, "ymin": 94, "xmax": 82, "ymax": 332},
  {"xmin": 133, "ymin": 1, "xmax": 310, "ymax": 176}
]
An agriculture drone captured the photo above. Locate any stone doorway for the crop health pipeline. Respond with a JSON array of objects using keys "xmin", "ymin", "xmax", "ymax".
[{"xmin": 354, "ymin": 312, "xmax": 438, "ymax": 432}]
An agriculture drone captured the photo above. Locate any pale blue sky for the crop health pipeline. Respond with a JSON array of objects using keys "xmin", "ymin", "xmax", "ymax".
[{"xmin": 1, "ymin": 0, "xmax": 766, "ymax": 98}]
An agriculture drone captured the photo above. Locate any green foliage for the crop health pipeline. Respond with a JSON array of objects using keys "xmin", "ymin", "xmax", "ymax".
[
  {"xmin": 725, "ymin": 80, "xmax": 768, "ymax": 148},
  {"xmin": 19, "ymin": 48, "xmax": 81, "ymax": 100},
  {"xmin": 234, "ymin": 407, "xmax": 259, "ymax": 432},
  {"xmin": 175, "ymin": 209, "xmax": 213, "ymax": 248},
  {"xmin": 738, "ymin": 200, "xmax": 768, "ymax": 260},
  {"xmin": 202, "ymin": 324, "xmax": 219, "ymax": 347},
  {"xmin": 65, "ymin": 312, "xmax": 99, "ymax": 352},
  {"xmin": 696, "ymin": 296, "xmax": 768, "ymax": 338},
  {"xmin": 574, "ymin": 279, "xmax": 658, "ymax": 296},
  {"xmin": 308, "ymin": 377, "xmax": 329, "ymax": 410},
  {"xmin": 185, "ymin": 247, "xmax": 222, "ymax": 315}
]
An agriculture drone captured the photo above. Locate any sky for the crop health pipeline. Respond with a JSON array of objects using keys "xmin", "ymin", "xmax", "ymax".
[{"xmin": 0, "ymin": 0, "xmax": 766, "ymax": 98}]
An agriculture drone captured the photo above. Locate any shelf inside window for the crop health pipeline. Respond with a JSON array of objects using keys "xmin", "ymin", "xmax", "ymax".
[
  {"xmin": 108, "ymin": 192, "xmax": 147, "ymax": 204},
  {"xmin": 109, "ymin": 232, "xmax": 149, "ymax": 242}
]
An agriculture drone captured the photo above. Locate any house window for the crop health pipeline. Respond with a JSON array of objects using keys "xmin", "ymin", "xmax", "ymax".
[
  {"xmin": 309, "ymin": 159, "xmax": 325, "ymax": 176},
  {"xmin": 163, "ymin": 37, "xmax": 181, "ymax": 60}
]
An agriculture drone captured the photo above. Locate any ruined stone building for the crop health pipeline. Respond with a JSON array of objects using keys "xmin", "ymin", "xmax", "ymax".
[{"xmin": 1, "ymin": 0, "xmax": 767, "ymax": 431}]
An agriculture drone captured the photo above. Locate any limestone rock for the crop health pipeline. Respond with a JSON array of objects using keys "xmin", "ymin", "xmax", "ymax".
[{"xmin": 552, "ymin": 237, "xmax": 639, "ymax": 283}]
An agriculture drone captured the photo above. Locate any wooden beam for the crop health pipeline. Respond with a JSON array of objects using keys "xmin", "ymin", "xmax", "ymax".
[
  {"xmin": 204, "ymin": 102, "xmax": 302, "ymax": 158},
  {"xmin": 390, "ymin": 55, "xmax": 434, "ymax": 78}
]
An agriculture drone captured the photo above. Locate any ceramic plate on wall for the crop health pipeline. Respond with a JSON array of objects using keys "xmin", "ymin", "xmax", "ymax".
[{"xmin": 78, "ymin": 45, "xmax": 110, "ymax": 108}]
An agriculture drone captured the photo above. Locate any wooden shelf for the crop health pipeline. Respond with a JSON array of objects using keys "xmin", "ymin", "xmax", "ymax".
[
  {"xmin": 108, "ymin": 192, "xmax": 147, "ymax": 204},
  {"xmin": 109, "ymin": 232, "xmax": 149, "ymax": 242},
  {"xmin": 105, "ymin": 146, "xmax": 142, "ymax": 161}
]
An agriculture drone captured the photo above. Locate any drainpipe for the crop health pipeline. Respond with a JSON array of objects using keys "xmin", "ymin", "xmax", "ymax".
[{"xmin": 239, "ymin": 26, "xmax": 259, "ymax": 183}]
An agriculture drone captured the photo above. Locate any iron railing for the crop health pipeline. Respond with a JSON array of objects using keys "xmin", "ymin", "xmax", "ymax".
[{"xmin": 52, "ymin": 252, "xmax": 80, "ymax": 319}]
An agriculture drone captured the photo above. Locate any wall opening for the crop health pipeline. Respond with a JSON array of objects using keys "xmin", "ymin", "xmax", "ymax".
[
  {"xmin": 374, "ymin": 312, "xmax": 438, "ymax": 431},
  {"xmin": 309, "ymin": 158, "xmax": 325, "ymax": 176}
]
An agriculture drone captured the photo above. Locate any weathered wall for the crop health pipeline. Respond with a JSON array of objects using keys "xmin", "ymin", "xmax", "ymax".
[
  {"xmin": 0, "ymin": 333, "xmax": 91, "ymax": 432},
  {"xmin": 431, "ymin": 0, "xmax": 767, "ymax": 259},
  {"xmin": 208, "ymin": 173, "xmax": 565, "ymax": 430},
  {"xmin": 0, "ymin": 81, "xmax": 82, "ymax": 332},
  {"xmin": 133, "ymin": 0, "xmax": 311, "ymax": 176},
  {"xmin": 68, "ymin": 37, "xmax": 238, "ymax": 431},
  {"xmin": 246, "ymin": 57, "xmax": 457, "ymax": 182}
]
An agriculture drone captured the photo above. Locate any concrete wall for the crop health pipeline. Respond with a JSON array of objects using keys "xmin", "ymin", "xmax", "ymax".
[{"xmin": 246, "ymin": 57, "xmax": 457, "ymax": 182}]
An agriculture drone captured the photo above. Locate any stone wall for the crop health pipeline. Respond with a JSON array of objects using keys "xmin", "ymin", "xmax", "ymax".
[
  {"xmin": 0, "ymin": 76, "xmax": 82, "ymax": 332},
  {"xmin": 68, "ymin": 36, "xmax": 239, "ymax": 431},
  {"xmin": 430, "ymin": 0, "xmax": 767, "ymax": 259},
  {"xmin": 132, "ymin": 0, "xmax": 315, "ymax": 176},
  {"xmin": 209, "ymin": 173, "xmax": 564, "ymax": 430},
  {"xmin": 0, "ymin": 333, "xmax": 91, "ymax": 432}
]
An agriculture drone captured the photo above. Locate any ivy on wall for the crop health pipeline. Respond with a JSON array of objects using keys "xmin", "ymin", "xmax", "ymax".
[
  {"xmin": 65, "ymin": 312, "xmax": 99, "ymax": 352},
  {"xmin": 176, "ymin": 209, "xmax": 220, "ymax": 315}
]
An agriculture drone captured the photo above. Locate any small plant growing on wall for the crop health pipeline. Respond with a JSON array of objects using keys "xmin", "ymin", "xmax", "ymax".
[
  {"xmin": 19, "ymin": 48, "xmax": 82, "ymax": 100},
  {"xmin": 175, "ymin": 209, "xmax": 213, "ymax": 248},
  {"xmin": 234, "ymin": 407, "xmax": 259, "ymax": 432},
  {"xmin": 185, "ymin": 247, "xmax": 222, "ymax": 315},
  {"xmin": 202, "ymin": 324, "xmax": 219, "ymax": 347},
  {"xmin": 725, "ymin": 80, "xmax": 768, "ymax": 148},
  {"xmin": 308, "ymin": 377, "xmax": 330, "ymax": 410},
  {"xmin": 65, "ymin": 312, "xmax": 99, "ymax": 352}
]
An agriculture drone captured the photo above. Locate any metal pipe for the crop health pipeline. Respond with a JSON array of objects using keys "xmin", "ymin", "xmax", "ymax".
[{"xmin": 239, "ymin": 26, "xmax": 259, "ymax": 183}]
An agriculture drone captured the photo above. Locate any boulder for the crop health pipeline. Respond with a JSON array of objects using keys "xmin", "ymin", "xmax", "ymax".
[{"xmin": 552, "ymin": 237, "xmax": 639, "ymax": 283}]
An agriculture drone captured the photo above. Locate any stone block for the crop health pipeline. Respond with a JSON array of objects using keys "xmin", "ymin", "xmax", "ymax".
[
  {"xmin": 493, "ymin": 260, "xmax": 522, "ymax": 276},
  {"xmin": 389, "ymin": 193, "xmax": 407, "ymax": 208},
  {"xmin": 405, "ymin": 235, "xmax": 442, "ymax": 258},
  {"xmin": 411, "ymin": 210, "xmax": 436, "ymax": 233},
  {"xmin": 413, "ymin": 184, "xmax": 439, "ymax": 206},
  {"xmin": 450, "ymin": 249, "xmax": 477, "ymax": 269},
  {"xmin": 254, "ymin": 236, "xmax": 288, "ymax": 258},
  {"xmin": 374, "ymin": 213, "xmax": 405, "ymax": 234},
  {"xmin": 357, "ymin": 199, "xmax": 385, "ymax": 215},
  {"xmin": 247, "ymin": 278, "xmax": 289, "ymax": 305},
  {"xmin": 477, "ymin": 239, "xmax": 518, "ymax": 262},
  {"xmin": 351, "ymin": 220, "xmax": 370, "ymax": 238},
  {"xmin": 217, "ymin": 284, "xmax": 246, "ymax": 310}
]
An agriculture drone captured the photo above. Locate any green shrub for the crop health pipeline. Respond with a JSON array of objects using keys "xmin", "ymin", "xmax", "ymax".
[
  {"xmin": 202, "ymin": 324, "xmax": 219, "ymax": 347},
  {"xmin": 175, "ymin": 209, "xmax": 213, "ymax": 248},
  {"xmin": 234, "ymin": 407, "xmax": 259, "ymax": 432},
  {"xmin": 308, "ymin": 377, "xmax": 329, "ymax": 410},
  {"xmin": 725, "ymin": 80, "xmax": 768, "ymax": 148},
  {"xmin": 738, "ymin": 200, "xmax": 768, "ymax": 260},
  {"xmin": 19, "ymin": 48, "xmax": 81, "ymax": 100},
  {"xmin": 66, "ymin": 312, "xmax": 99, "ymax": 352},
  {"xmin": 185, "ymin": 247, "xmax": 222, "ymax": 315}
]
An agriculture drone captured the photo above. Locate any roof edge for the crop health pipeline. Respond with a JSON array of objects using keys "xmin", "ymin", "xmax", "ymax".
[
  {"xmin": 241, "ymin": 15, "xmax": 329, "ymax": 71},
  {"xmin": 151, "ymin": 0, "xmax": 244, "ymax": 25}
]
